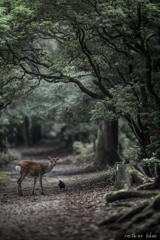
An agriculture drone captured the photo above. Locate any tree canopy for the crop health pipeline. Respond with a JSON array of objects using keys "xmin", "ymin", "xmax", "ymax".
[{"xmin": 0, "ymin": 0, "xmax": 160, "ymax": 158}]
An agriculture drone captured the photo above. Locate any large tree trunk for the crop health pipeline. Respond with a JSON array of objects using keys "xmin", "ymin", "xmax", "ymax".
[
  {"xmin": 102, "ymin": 120, "xmax": 118, "ymax": 150},
  {"xmin": 94, "ymin": 120, "xmax": 121, "ymax": 166}
]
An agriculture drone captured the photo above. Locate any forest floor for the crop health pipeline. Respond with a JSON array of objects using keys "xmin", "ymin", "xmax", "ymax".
[{"xmin": 0, "ymin": 140, "xmax": 159, "ymax": 240}]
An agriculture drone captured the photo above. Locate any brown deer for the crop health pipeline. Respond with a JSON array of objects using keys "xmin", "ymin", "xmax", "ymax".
[{"xmin": 15, "ymin": 156, "xmax": 59, "ymax": 196}]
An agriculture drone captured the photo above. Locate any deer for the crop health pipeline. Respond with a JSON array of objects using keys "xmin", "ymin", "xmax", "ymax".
[{"xmin": 15, "ymin": 156, "xmax": 59, "ymax": 196}]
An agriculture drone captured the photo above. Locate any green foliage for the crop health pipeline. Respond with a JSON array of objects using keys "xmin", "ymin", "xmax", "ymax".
[
  {"xmin": 22, "ymin": 80, "xmax": 98, "ymax": 145},
  {"xmin": 118, "ymin": 119, "xmax": 139, "ymax": 157},
  {"xmin": 146, "ymin": 139, "xmax": 160, "ymax": 157},
  {"xmin": 91, "ymin": 84, "xmax": 140, "ymax": 121},
  {"xmin": 80, "ymin": 143, "xmax": 94, "ymax": 156},
  {"xmin": 0, "ymin": 0, "xmax": 160, "ymax": 160},
  {"xmin": 74, "ymin": 141, "xmax": 94, "ymax": 155},
  {"xmin": 0, "ymin": 133, "xmax": 9, "ymax": 153},
  {"xmin": 11, "ymin": 6, "xmax": 33, "ymax": 26},
  {"xmin": 141, "ymin": 153, "xmax": 159, "ymax": 177},
  {"xmin": 124, "ymin": 145, "xmax": 142, "ymax": 162},
  {"xmin": 0, "ymin": 105, "xmax": 24, "ymax": 152},
  {"xmin": 0, "ymin": 114, "xmax": 10, "ymax": 152},
  {"xmin": 72, "ymin": 141, "xmax": 84, "ymax": 154}
]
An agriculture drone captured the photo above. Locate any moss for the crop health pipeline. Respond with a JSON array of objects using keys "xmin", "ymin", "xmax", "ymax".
[
  {"xmin": 116, "ymin": 201, "xmax": 149, "ymax": 223},
  {"xmin": 105, "ymin": 189, "xmax": 157, "ymax": 203},
  {"xmin": 106, "ymin": 189, "xmax": 128, "ymax": 199},
  {"xmin": 131, "ymin": 167, "xmax": 149, "ymax": 185},
  {"xmin": 85, "ymin": 163, "xmax": 95, "ymax": 169},
  {"xmin": 91, "ymin": 168, "xmax": 116, "ymax": 183},
  {"xmin": 95, "ymin": 148, "xmax": 122, "ymax": 167},
  {"xmin": 106, "ymin": 202, "xmax": 132, "ymax": 211},
  {"xmin": 94, "ymin": 131, "xmax": 122, "ymax": 167},
  {"xmin": 143, "ymin": 193, "xmax": 160, "ymax": 210},
  {"xmin": 122, "ymin": 208, "xmax": 154, "ymax": 231}
]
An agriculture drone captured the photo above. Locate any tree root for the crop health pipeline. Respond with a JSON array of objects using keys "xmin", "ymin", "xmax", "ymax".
[
  {"xmin": 101, "ymin": 193, "xmax": 160, "ymax": 239},
  {"xmin": 105, "ymin": 189, "xmax": 157, "ymax": 203}
]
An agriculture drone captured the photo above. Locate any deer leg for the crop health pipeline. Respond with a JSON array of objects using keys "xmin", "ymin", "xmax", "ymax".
[
  {"xmin": 39, "ymin": 175, "xmax": 44, "ymax": 195},
  {"xmin": 17, "ymin": 179, "xmax": 22, "ymax": 196},
  {"xmin": 32, "ymin": 177, "xmax": 37, "ymax": 195},
  {"xmin": 17, "ymin": 172, "xmax": 28, "ymax": 196}
]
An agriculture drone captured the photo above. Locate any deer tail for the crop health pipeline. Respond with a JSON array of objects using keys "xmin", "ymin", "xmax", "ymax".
[{"xmin": 15, "ymin": 165, "xmax": 21, "ymax": 174}]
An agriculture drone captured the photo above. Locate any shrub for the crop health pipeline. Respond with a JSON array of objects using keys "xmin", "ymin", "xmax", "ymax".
[
  {"xmin": 72, "ymin": 141, "xmax": 84, "ymax": 154},
  {"xmin": 0, "ymin": 149, "xmax": 21, "ymax": 166},
  {"xmin": 141, "ymin": 153, "xmax": 159, "ymax": 177}
]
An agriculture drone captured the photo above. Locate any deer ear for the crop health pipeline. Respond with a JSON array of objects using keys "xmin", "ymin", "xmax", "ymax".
[
  {"xmin": 48, "ymin": 156, "xmax": 51, "ymax": 160},
  {"xmin": 56, "ymin": 157, "xmax": 59, "ymax": 161}
]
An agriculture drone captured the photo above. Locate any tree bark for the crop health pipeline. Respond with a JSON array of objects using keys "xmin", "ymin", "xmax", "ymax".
[
  {"xmin": 114, "ymin": 164, "xmax": 153, "ymax": 190},
  {"xmin": 95, "ymin": 120, "xmax": 121, "ymax": 166},
  {"xmin": 102, "ymin": 120, "xmax": 118, "ymax": 150},
  {"xmin": 16, "ymin": 117, "xmax": 30, "ymax": 146}
]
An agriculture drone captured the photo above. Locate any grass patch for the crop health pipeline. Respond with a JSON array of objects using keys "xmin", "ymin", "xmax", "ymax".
[{"xmin": 0, "ymin": 171, "xmax": 12, "ymax": 185}]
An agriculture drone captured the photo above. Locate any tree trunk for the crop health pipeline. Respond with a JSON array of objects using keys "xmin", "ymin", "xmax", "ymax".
[
  {"xmin": 31, "ymin": 122, "xmax": 42, "ymax": 145},
  {"xmin": 114, "ymin": 164, "xmax": 152, "ymax": 190},
  {"xmin": 114, "ymin": 162, "xmax": 160, "ymax": 191},
  {"xmin": 102, "ymin": 120, "xmax": 118, "ymax": 150},
  {"xmin": 94, "ymin": 120, "xmax": 121, "ymax": 166},
  {"xmin": 16, "ymin": 117, "xmax": 30, "ymax": 146}
]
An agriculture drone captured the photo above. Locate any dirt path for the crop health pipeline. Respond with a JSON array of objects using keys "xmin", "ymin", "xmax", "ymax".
[{"xmin": 0, "ymin": 150, "xmax": 117, "ymax": 240}]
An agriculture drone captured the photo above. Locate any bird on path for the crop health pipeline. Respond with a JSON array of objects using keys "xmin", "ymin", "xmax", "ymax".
[{"xmin": 58, "ymin": 180, "xmax": 65, "ymax": 190}]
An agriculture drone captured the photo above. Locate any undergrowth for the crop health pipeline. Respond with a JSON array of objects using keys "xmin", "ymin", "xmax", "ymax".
[{"xmin": 0, "ymin": 149, "xmax": 21, "ymax": 166}]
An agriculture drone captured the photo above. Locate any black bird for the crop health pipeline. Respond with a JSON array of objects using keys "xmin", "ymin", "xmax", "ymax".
[{"xmin": 58, "ymin": 180, "xmax": 65, "ymax": 190}]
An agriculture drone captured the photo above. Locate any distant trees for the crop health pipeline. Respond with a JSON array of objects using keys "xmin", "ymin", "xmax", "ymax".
[
  {"xmin": 0, "ymin": 78, "xmax": 98, "ymax": 150},
  {"xmin": 0, "ymin": 0, "xmax": 160, "ymax": 160}
]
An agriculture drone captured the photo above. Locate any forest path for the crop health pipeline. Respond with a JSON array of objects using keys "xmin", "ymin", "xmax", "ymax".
[{"xmin": 0, "ymin": 143, "xmax": 117, "ymax": 240}]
